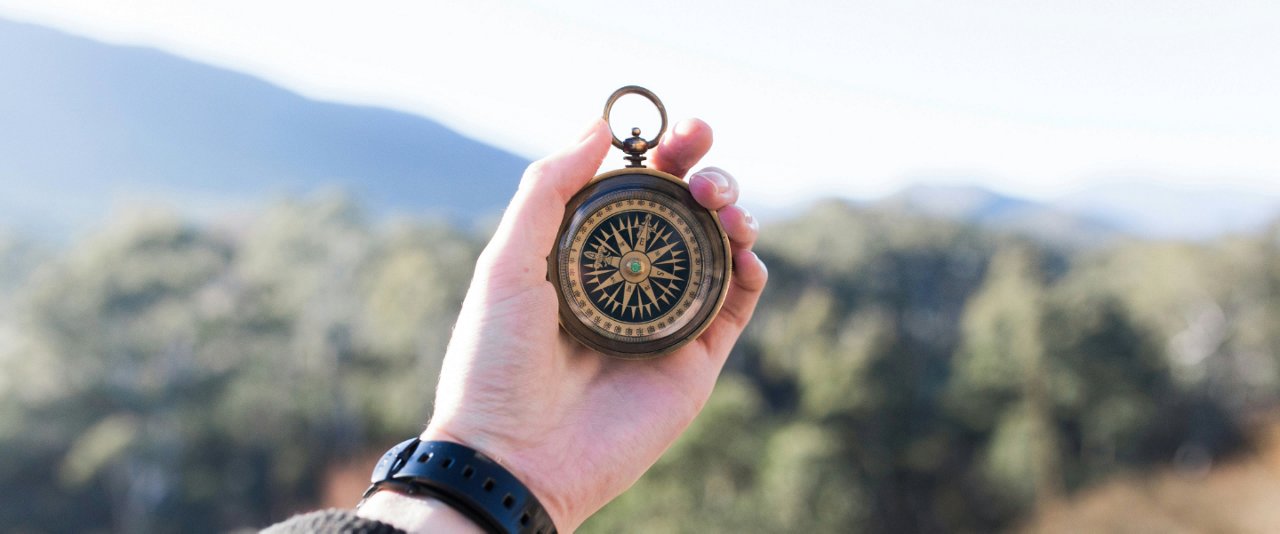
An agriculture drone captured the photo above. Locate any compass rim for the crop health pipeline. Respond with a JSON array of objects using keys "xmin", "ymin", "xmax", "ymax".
[
  {"xmin": 569, "ymin": 196, "xmax": 703, "ymax": 340},
  {"xmin": 549, "ymin": 168, "xmax": 732, "ymax": 359}
]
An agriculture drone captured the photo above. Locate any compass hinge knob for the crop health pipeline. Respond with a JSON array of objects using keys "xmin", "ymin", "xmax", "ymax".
[{"xmin": 622, "ymin": 127, "xmax": 649, "ymax": 167}]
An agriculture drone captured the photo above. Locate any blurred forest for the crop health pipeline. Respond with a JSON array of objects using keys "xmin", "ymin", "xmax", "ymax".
[{"xmin": 2, "ymin": 195, "xmax": 1278, "ymax": 533}]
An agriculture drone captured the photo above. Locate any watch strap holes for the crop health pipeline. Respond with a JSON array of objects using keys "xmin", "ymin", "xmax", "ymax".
[{"xmin": 370, "ymin": 440, "xmax": 556, "ymax": 533}]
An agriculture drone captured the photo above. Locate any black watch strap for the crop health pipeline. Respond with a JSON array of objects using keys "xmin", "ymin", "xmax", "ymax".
[{"xmin": 363, "ymin": 438, "xmax": 558, "ymax": 534}]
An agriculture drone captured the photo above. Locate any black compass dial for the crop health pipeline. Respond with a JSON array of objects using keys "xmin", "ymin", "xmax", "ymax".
[
  {"xmin": 578, "ymin": 210, "xmax": 690, "ymax": 324},
  {"xmin": 551, "ymin": 169, "xmax": 731, "ymax": 358}
]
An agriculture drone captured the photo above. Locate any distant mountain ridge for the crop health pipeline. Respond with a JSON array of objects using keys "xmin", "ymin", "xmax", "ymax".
[
  {"xmin": 1054, "ymin": 182, "xmax": 1280, "ymax": 240},
  {"xmin": 880, "ymin": 183, "xmax": 1280, "ymax": 245},
  {"xmin": 878, "ymin": 184, "xmax": 1122, "ymax": 248},
  {"xmin": 0, "ymin": 18, "xmax": 529, "ymax": 235},
  {"xmin": 3, "ymin": 17, "xmax": 1277, "ymax": 242}
]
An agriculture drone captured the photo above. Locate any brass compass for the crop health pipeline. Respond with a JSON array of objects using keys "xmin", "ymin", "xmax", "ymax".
[{"xmin": 549, "ymin": 86, "xmax": 732, "ymax": 359}]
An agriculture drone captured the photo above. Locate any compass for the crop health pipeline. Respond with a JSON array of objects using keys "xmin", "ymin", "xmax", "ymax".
[{"xmin": 549, "ymin": 86, "xmax": 732, "ymax": 359}]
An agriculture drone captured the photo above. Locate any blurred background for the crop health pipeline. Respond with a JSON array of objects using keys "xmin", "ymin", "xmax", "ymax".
[{"xmin": 2, "ymin": 1, "xmax": 1279, "ymax": 532}]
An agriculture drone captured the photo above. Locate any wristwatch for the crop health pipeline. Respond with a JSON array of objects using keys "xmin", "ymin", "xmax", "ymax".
[{"xmin": 362, "ymin": 438, "xmax": 557, "ymax": 534}]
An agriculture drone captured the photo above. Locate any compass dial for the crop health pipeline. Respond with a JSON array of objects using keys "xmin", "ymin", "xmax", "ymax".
[
  {"xmin": 552, "ymin": 169, "xmax": 731, "ymax": 358},
  {"xmin": 571, "ymin": 198, "xmax": 700, "ymax": 334}
]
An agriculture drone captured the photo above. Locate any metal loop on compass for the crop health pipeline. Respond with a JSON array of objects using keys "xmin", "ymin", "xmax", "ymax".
[{"xmin": 602, "ymin": 85, "xmax": 668, "ymax": 155}]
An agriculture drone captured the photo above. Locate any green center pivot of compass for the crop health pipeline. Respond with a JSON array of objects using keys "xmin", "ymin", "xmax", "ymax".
[{"xmin": 629, "ymin": 260, "xmax": 642, "ymax": 273}]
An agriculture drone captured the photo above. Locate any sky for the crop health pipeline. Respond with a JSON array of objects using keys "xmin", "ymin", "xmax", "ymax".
[{"xmin": 1, "ymin": 0, "xmax": 1278, "ymax": 208}]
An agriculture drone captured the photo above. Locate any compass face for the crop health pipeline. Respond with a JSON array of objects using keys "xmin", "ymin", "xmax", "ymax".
[
  {"xmin": 552, "ymin": 170, "xmax": 731, "ymax": 358},
  {"xmin": 573, "ymin": 200, "xmax": 698, "ymax": 332}
]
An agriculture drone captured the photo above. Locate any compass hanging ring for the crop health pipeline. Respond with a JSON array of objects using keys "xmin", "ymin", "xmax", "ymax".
[
  {"xmin": 602, "ymin": 85, "xmax": 668, "ymax": 167},
  {"xmin": 548, "ymin": 86, "xmax": 732, "ymax": 359}
]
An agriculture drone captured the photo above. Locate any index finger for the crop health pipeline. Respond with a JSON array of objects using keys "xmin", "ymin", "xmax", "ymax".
[{"xmin": 650, "ymin": 118, "xmax": 713, "ymax": 179}]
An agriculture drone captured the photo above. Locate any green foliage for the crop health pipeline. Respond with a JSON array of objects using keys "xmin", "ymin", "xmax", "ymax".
[
  {"xmin": 588, "ymin": 203, "xmax": 1258, "ymax": 533},
  {"xmin": 0, "ymin": 197, "xmax": 1273, "ymax": 532},
  {"xmin": 0, "ymin": 198, "xmax": 478, "ymax": 532}
]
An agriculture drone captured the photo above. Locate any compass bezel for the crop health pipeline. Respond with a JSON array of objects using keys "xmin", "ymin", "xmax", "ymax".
[{"xmin": 549, "ymin": 167, "xmax": 733, "ymax": 359}]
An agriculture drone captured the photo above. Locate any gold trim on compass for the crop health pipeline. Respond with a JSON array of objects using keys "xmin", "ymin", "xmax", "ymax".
[
  {"xmin": 551, "ymin": 167, "xmax": 732, "ymax": 358},
  {"xmin": 548, "ymin": 86, "xmax": 732, "ymax": 359},
  {"xmin": 565, "ymin": 192, "xmax": 706, "ymax": 342}
]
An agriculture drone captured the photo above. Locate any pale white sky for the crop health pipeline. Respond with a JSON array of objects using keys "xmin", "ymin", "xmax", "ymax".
[{"xmin": 2, "ymin": 0, "xmax": 1278, "ymax": 207}]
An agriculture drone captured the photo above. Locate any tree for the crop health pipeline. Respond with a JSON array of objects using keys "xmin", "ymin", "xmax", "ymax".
[{"xmin": 948, "ymin": 245, "xmax": 1063, "ymax": 511}]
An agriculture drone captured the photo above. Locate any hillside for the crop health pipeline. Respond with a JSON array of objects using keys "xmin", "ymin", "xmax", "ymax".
[{"xmin": 0, "ymin": 18, "xmax": 528, "ymax": 235}]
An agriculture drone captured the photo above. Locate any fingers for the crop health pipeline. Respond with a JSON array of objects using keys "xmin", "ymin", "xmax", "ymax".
[
  {"xmin": 717, "ymin": 204, "xmax": 758, "ymax": 250},
  {"xmin": 697, "ymin": 200, "xmax": 763, "ymax": 360},
  {"xmin": 700, "ymin": 248, "xmax": 768, "ymax": 360},
  {"xmin": 651, "ymin": 119, "xmax": 713, "ymax": 179},
  {"xmin": 520, "ymin": 118, "xmax": 612, "ymax": 207},
  {"xmin": 688, "ymin": 168, "xmax": 740, "ymax": 211},
  {"xmin": 479, "ymin": 119, "xmax": 611, "ymax": 281}
]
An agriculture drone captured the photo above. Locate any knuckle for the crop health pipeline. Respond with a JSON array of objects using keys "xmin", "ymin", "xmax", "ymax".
[{"xmin": 522, "ymin": 159, "xmax": 553, "ymax": 184}]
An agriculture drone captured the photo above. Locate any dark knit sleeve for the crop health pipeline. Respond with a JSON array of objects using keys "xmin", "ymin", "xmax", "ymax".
[{"xmin": 261, "ymin": 508, "xmax": 407, "ymax": 534}]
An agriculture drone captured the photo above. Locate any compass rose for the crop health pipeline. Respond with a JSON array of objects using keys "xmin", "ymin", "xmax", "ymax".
[{"xmin": 581, "ymin": 210, "xmax": 689, "ymax": 323}]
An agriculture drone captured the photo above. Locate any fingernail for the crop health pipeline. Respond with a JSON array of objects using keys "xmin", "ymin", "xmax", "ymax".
[
  {"xmin": 673, "ymin": 119, "xmax": 697, "ymax": 136},
  {"xmin": 699, "ymin": 171, "xmax": 729, "ymax": 194}
]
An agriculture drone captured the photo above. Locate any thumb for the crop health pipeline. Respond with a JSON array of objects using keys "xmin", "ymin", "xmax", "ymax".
[{"xmin": 480, "ymin": 118, "xmax": 611, "ymax": 282}]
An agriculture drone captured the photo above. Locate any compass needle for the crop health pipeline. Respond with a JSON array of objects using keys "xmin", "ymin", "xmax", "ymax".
[
  {"xmin": 593, "ymin": 237, "xmax": 620, "ymax": 257},
  {"xmin": 635, "ymin": 213, "xmax": 654, "ymax": 253},
  {"xmin": 596, "ymin": 271, "xmax": 625, "ymax": 291},
  {"xmin": 610, "ymin": 224, "xmax": 633, "ymax": 254},
  {"xmin": 622, "ymin": 283, "xmax": 637, "ymax": 318},
  {"xmin": 646, "ymin": 242, "xmax": 679, "ymax": 263},
  {"xmin": 648, "ymin": 265, "xmax": 684, "ymax": 282},
  {"xmin": 638, "ymin": 279, "xmax": 659, "ymax": 307},
  {"xmin": 606, "ymin": 284, "xmax": 624, "ymax": 312}
]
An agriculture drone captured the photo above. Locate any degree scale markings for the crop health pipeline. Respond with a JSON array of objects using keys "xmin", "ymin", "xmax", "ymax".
[{"xmin": 566, "ymin": 194, "xmax": 706, "ymax": 340}]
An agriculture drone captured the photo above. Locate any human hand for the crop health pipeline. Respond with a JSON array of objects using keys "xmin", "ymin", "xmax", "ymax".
[{"xmin": 421, "ymin": 117, "xmax": 767, "ymax": 531}]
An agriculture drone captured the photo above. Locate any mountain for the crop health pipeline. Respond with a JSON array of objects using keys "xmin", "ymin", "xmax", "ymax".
[
  {"xmin": 3, "ymin": 18, "xmax": 1276, "ymax": 243},
  {"xmin": 880, "ymin": 183, "xmax": 1280, "ymax": 244},
  {"xmin": 0, "ymin": 18, "xmax": 529, "ymax": 235},
  {"xmin": 878, "ymin": 184, "xmax": 1122, "ymax": 248},
  {"xmin": 1053, "ymin": 182, "xmax": 1280, "ymax": 241}
]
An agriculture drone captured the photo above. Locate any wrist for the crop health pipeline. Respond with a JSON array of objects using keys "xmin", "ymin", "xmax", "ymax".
[
  {"xmin": 357, "ymin": 490, "xmax": 486, "ymax": 534},
  {"xmin": 420, "ymin": 424, "xmax": 573, "ymax": 532},
  {"xmin": 368, "ymin": 434, "xmax": 563, "ymax": 533}
]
